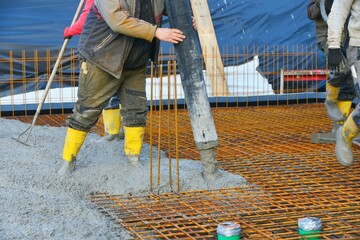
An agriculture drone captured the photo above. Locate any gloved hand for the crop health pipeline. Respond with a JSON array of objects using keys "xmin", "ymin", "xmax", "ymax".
[
  {"xmin": 328, "ymin": 48, "xmax": 343, "ymax": 68},
  {"xmin": 64, "ymin": 27, "xmax": 72, "ymax": 40}
]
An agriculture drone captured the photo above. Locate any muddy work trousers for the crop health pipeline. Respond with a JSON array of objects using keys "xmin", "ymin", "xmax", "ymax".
[
  {"xmin": 347, "ymin": 46, "xmax": 360, "ymax": 127},
  {"xmin": 66, "ymin": 59, "xmax": 148, "ymax": 131}
]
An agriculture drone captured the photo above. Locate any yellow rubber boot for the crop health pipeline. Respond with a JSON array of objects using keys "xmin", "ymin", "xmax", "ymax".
[
  {"xmin": 102, "ymin": 108, "xmax": 121, "ymax": 141},
  {"xmin": 58, "ymin": 128, "xmax": 87, "ymax": 175},
  {"xmin": 336, "ymin": 112, "xmax": 360, "ymax": 166},
  {"xmin": 338, "ymin": 101, "xmax": 352, "ymax": 119},
  {"xmin": 333, "ymin": 101, "xmax": 353, "ymax": 132},
  {"xmin": 124, "ymin": 126, "xmax": 145, "ymax": 165},
  {"xmin": 326, "ymin": 82, "xmax": 340, "ymax": 101},
  {"xmin": 325, "ymin": 82, "xmax": 343, "ymax": 121}
]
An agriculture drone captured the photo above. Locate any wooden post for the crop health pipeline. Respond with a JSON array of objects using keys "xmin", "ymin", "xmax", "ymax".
[{"xmin": 190, "ymin": 0, "xmax": 229, "ymax": 96}]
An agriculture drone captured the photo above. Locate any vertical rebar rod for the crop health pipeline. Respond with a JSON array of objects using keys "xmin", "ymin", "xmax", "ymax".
[
  {"xmin": 21, "ymin": 50, "xmax": 27, "ymax": 115},
  {"xmin": 9, "ymin": 50, "xmax": 14, "ymax": 116},
  {"xmin": 149, "ymin": 61, "xmax": 154, "ymax": 192},
  {"xmin": 173, "ymin": 61, "xmax": 180, "ymax": 192},
  {"xmin": 167, "ymin": 61, "xmax": 173, "ymax": 190},
  {"xmin": 157, "ymin": 64, "xmax": 163, "ymax": 188}
]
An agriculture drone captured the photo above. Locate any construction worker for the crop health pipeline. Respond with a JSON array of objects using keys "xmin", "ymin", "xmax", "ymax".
[
  {"xmin": 58, "ymin": 0, "xmax": 186, "ymax": 175},
  {"xmin": 307, "ymin": 0, "xmax": 354, "ymax": 135},
  {"xmin": 328, "ymin": 0, "xmax": 360, "ymax": 166},
  {"xmin": 64, "ymin": 0, "xmax": 123, "ymax": 142}
]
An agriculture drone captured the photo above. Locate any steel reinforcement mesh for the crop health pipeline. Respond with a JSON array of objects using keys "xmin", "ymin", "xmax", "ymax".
[{"xmin": 10, "ymin": 104, "xmax": 360, "ymax": 239}]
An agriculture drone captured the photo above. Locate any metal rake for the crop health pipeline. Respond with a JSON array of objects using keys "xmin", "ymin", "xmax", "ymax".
[{"xmin": 12, "ymin": 0, "xmax": 85, "ymax": 146}]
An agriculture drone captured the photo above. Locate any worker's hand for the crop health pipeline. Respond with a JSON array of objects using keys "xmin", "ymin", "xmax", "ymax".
[
  {"xmin": 64, "ymin": 27, "xmax": 72, "ymax": 40},
  {"xmin": 328, "ymin": 48, "xmax": 343, "ymax": 68},
  {"xmin": 155, "ymin": 28, "xmax": 185, "ymax": 44}
]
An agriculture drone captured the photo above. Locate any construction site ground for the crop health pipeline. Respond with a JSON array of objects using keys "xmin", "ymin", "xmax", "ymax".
[{"xmin": 8, "ymin": 103, "xmax": 360, "ymax": 239}]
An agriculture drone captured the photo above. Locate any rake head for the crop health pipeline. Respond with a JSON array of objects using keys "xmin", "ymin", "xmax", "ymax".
[{"xmin": 11, "ymin": 125, "xmax": 36, "ymax": 147}]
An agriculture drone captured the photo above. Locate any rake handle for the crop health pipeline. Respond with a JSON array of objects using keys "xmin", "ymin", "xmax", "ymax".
[{"xmin": 31, "ymin": 0, "xmax": 85, "ymax": 127}]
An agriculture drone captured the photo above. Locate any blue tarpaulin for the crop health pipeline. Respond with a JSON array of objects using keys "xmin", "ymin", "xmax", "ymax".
[{"xmin": 0, "ymin": 0, "xmax": 323, "ymax": 97}]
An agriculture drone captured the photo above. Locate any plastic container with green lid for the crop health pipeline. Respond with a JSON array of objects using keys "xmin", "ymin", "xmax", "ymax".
[
  {"xmin": 298, "ymin": 217, "xmax": 322, "ymax": 240},
  {"xmin": 217, "ymin": 221, "xmax": 241, "ymax": 240}
]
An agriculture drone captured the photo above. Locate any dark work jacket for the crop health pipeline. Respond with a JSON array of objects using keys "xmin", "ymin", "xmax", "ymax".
[
  {"xmin": 78, "ymin": 0, "xmax": 165, "ymax": 79},
  {"xmin": 307, "ymin": 0, "xmax": 328, "ymax": 46}
]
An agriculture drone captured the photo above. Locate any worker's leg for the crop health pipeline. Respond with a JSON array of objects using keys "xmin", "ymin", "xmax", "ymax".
[
  {"xmin": 325, "ymin": 45, "xmax": 351, "ymax": 121},
  {"xmin": 336, "ymin": 106, "xmax": 360, "ymax": 166},
  {"xmin": 325, "ymin": 71, "xmax": 347, "ymax": 121},
  {"xmin": 332, "ymin": 100, "xmax": 352, "ymax": 132},
  {"xmin": 58, "ymin": 128, "xmax": 87, "ymax": 175},
  {"xmin": 335, "ymin": 46, "xmax": 360, "ymax": 166},
  {"xmin": 333, "ymin": 74, "xmax": 355, "ymax": 131},
  {"xmin": 124, "ymin": 126, "xmax": 145, "ymax": 165},
  {"xmin": 119, "ymin": 114, "xmax": 125, "ymax": 139},
  {"xmin": 59, "ymin": 59, "xmax": 121, "ymax": 175},
  {"xmin": 102, "ymin": 93, "xmax": 121, "ymax": 141},
  {"xmin": 118, "ymin": 67, "xmax": 148, "ymax": 165}
]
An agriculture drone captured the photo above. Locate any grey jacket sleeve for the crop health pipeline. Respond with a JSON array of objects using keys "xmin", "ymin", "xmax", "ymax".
[{"xmin": 327, "ymin": 0, "xmax": 352, "ymax": 49}]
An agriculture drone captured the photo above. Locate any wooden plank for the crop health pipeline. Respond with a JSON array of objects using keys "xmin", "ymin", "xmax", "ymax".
[{"xmin": 190, "ymin": 0, "xmax": 229, "ymax": 96}]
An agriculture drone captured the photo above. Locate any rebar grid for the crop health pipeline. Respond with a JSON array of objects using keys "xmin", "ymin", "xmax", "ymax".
[
  {"xmin": 91, "ymin": 184, "xmax": 360, "ymax": 239},
  {"xmin": 95, "ymin": 104, "xmax": 360, "ymax": 239},
  {"xmin": 1, "ymin": 45, "xmax": 324, "ymax": 118},
  {"xmin": 10, "ymin": 104, "xmax": 360, "ymax": 239}
]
